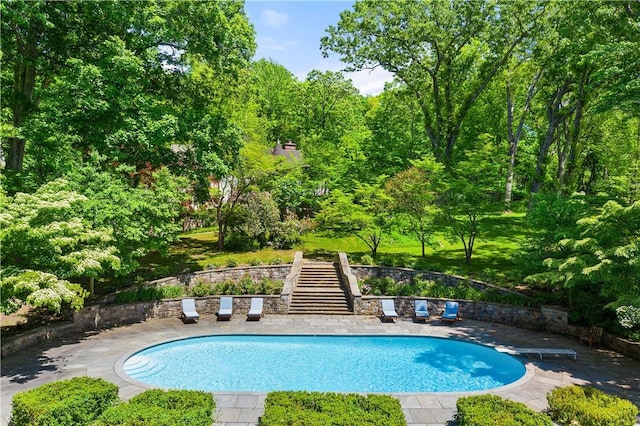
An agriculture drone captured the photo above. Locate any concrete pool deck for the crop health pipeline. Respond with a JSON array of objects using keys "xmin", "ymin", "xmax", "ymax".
[{"xmin": 2, "ymin": 315, "xmax": 639, "ymax": 426}]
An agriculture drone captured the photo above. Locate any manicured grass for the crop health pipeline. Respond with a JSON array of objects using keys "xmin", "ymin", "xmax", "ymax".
[{"xmin": 132, "ymin": 210, "xmax": 531, "ymax": 285}]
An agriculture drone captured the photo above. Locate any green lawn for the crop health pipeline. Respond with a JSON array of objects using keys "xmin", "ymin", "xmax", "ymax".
[{"xmin": 132, "ymin": 210, "xmax": 531, "ymax": 286}]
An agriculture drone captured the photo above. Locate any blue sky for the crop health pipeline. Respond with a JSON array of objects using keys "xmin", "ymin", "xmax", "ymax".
[{"xmin": 244, "ymin": 0, "xmax": 394, "ymax": 95}]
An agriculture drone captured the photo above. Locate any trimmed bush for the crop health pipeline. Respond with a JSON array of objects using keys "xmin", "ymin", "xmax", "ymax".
[
  {"xmin": 259, "ymin": 391, "xmax": 406, "ymax": 426},
  {"xmin": 95, "ymin": 389, "xmax": 214, "ymax": 426},
  {"xmin": 456, "ymin": 395, "xmax": 552, "ymax": 426},
  {"xmin": 11, "ymin": 377, "xmax": 119, "ymax": 426},
  {"xmin": 547, "ymin": 385, "xmax": 638, "ymax": 426},
  {"xmin": 113, "ymin": 285, "xmax": 184, "ymax": 303}
]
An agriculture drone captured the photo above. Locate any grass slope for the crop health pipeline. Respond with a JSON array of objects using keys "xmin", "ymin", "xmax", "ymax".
[{"xmin": 133, "ymin": 211, "xmax": 530, "ymax": 286}]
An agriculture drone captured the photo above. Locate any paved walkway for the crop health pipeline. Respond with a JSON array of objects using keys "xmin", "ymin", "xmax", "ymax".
[{"xmin": 2, "ymin": 315, "xmax": 639, "ymax": 426}]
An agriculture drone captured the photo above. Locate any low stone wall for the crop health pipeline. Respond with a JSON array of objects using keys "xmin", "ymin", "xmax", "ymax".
[
  {"xmin": 100, "ymin": 265, "xmax": 291, "ymax": 304},
  {"xmin": 351, "ymin": 265, "xmax": 529, "ymax": 299},
  {"xmin": 2, "ymin": 295, "xmax": 285, "ymax": 357},
  {"xmin": 73, "ymin": 295, "xmax": 287, "ymax": 330},
  {"xmin": 359, "ymin": 297, "xmax": 548, "ymax": 330}
]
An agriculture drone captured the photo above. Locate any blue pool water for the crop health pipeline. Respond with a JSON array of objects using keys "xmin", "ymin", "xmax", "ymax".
[{"xmin": 123, "ymin": 335, "xmax": 525, "ymax": 393}]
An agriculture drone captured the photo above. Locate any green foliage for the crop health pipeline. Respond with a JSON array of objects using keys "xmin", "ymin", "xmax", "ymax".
[
  {"xmin": 272, "ymin": 214, "xmax": 312, "ymax": 250},
  {"xmin": 113, "ymin": 285, "xmax": 184, "ymax": 304},
  {"xmin": 456, "ymin": 395, "xmax": 552, "ymax": 426},
  {"xmin": 11, "ymin": 377, "xmax": 119, "ymax": 426},
  {"xmin": 213, "ymin": 275, "xmax": 283, "ymax": 295},
  {"xmin": 525, "ymin": 198, "xmax": 640, "ymax": 325},
  {"xmin": 359, "ymin": 254, "xmax": 374, "ymax": 265},
  {"xmin": 616, "ymin": 305, "xmax": 640, "ymax": 340},
  {"xmin": 360, "ymin": 276, "xmax": 531, "ymax": 305},
  {"xmin": 226, "ymin": 258, "xmax": 239, "ymax": 268},
  {"xmin": 70, "ymin": 166, "xmax": 189, "ymax": 276},
  {"xmin": 360, "ymin": 277, "xmax": 398, "ymax": 296},
  {"xmin": 547, "ymin": 386, "xmax": 638, "ymax": 426},
  {"xmin": 260, "ymin": 391, "xmax": 406, "ymax": 426},
  {"xmin": 316, "ymin": 182, "xmax": 393, "ymax": 257},
  {"xmin": 189, "ymin": 281, "xmax": 215, "ymax": 298},
  {"xmin": 95, "ymin": 389, "xmax": 214, "ymax": 426},
  {"xmin": 385, "ymin": 155, "xmax": 443, "ymax": 257},
  {"xmin": 1, "ymin": 269, "xmax": 88, "ymax": 314}
]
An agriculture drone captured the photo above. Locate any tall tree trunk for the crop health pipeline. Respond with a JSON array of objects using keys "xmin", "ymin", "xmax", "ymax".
[
  {"xmin": 530, "ymin": 82, "xmax": 570, "ymax": 195},
  {"xmin": 505, "ymin": 71, "xmax": 540, "ymax": 209},
  {"xmin": 556, "ymin": 69, "xmax": 589, "ymax": 194},
  {"xmin": 8, "ymin": 36, "xmax": 38, "ymax": 172}
]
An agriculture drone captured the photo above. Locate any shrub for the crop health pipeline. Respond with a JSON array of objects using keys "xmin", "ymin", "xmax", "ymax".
[
  {"xmin": 190, "ymin": 281, "xmax": 215, "ymax": 297},
  {"xmin": 361, "ymin": 276, "xmax": 398, "ymax": 296},
  {"xmin": 270, "ymin": 257, "xmax": 284, "ymax": 265},
  {"xmin": 95, "ymin": 389, "xmax": 214, "ymax": 426},
  {"xmin": 257, "ymin": 277, "xmax": 284, "ymax": 295},
  {"xmin": 547, "ymin": 385, "xmax": 638, "ymax": 426},
  {"xmin": 225, "ymin": 258, "xmax": 238, "ymax": 268},
  {"xmin": 249, "ymin": 258, "xmax": 263, "ymax": 266},
  {"xmin": 456, "ymin": 394, "xmax": 552, "ymax": 426},
  {"xmin": 272, "ymin": 215, "xmax": 308, "ymax": 249},
  {"xmin": 359, "ymin": 254, "xmax": 374, "ymax": 265},
  {"xmin": 11, "ymin": 377, "xmax": 120, "ymax": 426},
  {"xmin": 113, "ymin": 285, "xmax": 184, "ymax": 303},
  {"xmin": 260, "ymin": 391, "xmax": 406, "ymax": 426}
]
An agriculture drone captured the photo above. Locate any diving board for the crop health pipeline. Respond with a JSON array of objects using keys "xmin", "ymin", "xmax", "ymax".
[{"xmin": 496, "ymin": 347, "xmax": 577, "ymax": 360}]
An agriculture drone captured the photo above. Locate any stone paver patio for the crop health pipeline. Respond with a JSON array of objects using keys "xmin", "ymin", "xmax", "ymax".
[{"xmin": 2, "ymin": 314, "xmax": 639, "ymax": 426}]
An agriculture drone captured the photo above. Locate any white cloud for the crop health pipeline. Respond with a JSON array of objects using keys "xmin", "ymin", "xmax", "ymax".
[
  {"xmin": 293, "ymin": 59, "xmax": 395, "ymax": 96},
  {"xmin": 345, "ymin": 68, "xmax": 395, "ymax": 96},
  {"xmin": 261, "ymin": 9, "xmax": 288, "ymax": 28}
]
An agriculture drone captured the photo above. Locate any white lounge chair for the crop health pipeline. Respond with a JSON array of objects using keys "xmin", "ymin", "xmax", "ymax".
[
  {"xmin": 247, "ymin": 297, "xmax": 264, "ymax": 321},
  {"xmin": 414, "ymin": 299, "xmax": 429, "ymax": 322},
  {"xmin": 218, "ymin": 296, "xmax": 233, "ymax": 320},
  {"xmin": 440, "ymin": 301, "xmax": 460, "ymax": 323},
  {"xmin": 381, "ymin": 299, "xmax": 398, "ymax": 322},
  {"xmin": 180, "ymin": 298, "xmax": 199, "ymax": 323}
]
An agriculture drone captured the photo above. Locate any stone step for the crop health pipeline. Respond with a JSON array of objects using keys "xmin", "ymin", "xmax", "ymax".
[
  {"xmin": 289, "ymin": 261, "xmax": 352, "ymax": 315},
  {"xmin": 288, "ymin": 310, "xmax": 352, "ymax": 315},
  {"xmin": 291, "ymin": 298, "xmax": 348, "ymax": 304},
  {"xmin": 292, "ymin": 290, "xmax": 346, "ymax": 295}
]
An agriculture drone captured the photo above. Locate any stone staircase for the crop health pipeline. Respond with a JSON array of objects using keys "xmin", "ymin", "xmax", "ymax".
[{"xmin": 288, "ymin": 261, "xmax": 352, "ymax": 315}]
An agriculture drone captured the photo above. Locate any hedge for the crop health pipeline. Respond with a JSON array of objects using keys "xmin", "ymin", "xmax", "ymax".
[
  {"xmin": 95, "ymin": 389, "xmax": 214, "ymax": 426},
  {"xmin": 259, "ymin": 391, "xmax": 406, "ymax": 426},
  {"xmin": 456, "ymin": 394, "xmax": 553, "ymax": 426},
  {"xmin": 547, "ymin": 385, "xmax": 638, "ymax": 426},
  {"xmin": 11, "ymin": 377, "xmax": 119, "ymax": 426}
]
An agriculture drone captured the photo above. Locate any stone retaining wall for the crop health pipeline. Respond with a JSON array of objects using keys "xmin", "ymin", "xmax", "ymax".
[
  {"xmin": 351, "ymin": 265, "xmax": 529, "ymax": 299},
  {"xmin": 359, "ymin": 297, "xmax": 550, "ymax": 331},
  {"xmin": 100, "ymin": 265, "xmax": 291, "ymax": 303},
  {"xmin": 1, "ymin": 295, "xmax": 286, "ymax": 357}
]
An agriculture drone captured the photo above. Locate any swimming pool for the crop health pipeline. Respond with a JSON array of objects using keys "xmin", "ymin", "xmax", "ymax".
[{"xmin": 122, "ymin": 335, "xmax": 526, "ymax": 393}]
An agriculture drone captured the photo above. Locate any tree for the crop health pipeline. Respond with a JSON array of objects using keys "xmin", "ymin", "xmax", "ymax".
[
  {"xmin": 208, "ymin": 142, "xmax": 289, "ymax": 251},
  {"xmin": 251, "ymin": 59, "xmax": 299, "ymax": 142},
  {"xmin": 0, "ymin": 179, "xmax": 118, "ymax": 309},
  {"xmin": 316, "ymin": 183, "xmax": 393, "ymax": 257},
  {"xmin": 361, "ymin": 87, "xmax": 430, "ymax": 182},
  {"xmin": 439, "ymin": 142, "xmax": 502, "ymax": 264},
  {"xmin": 0, "ymin": 270, "xmax": 87, "ymax": 315},
  {"xmin": 525, "ymin": 200, "xmax": 640, "ymax": 325},
  {"xmin": 293, "ymin": 70, "xmax": 369, "ymax": 188},
  {"xmin": 68, "ymin": 165, "xmax": 188, "ymax": 278},
  {"xmin": 1, "ymin": 0, "xmax": 255, "ymax": 190},
  {"xmin": 228, "ymin": 191, "xmax": 280, "ymax": 250},
  {"xmin": 322, "ymin": 0, "xmax": 542, "ymax": 166},
  {"xmin": 385, "ymin": 155, "xmax": 444, "ymax": 256}
]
